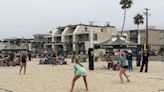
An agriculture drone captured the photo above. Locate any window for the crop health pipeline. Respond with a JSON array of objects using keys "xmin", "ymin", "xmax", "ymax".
[
  {"xmin": 78, "ymin": 34, "xmax": 89, "ymax": 41},
  {"xmin": 101, "ymin": 29, "xmax": 103, "ymax": 32},
  {"xmin": 140, "ymin": 31, "xmax": 144, "ymax": 33},
  {"xmin": 39, "ymin": 36, "xmax": 41, "ymax": 39},
  {"xmin": 93, "ymin": 34, "xmax": 97, "ymax": 40},
  {"xmin": 85, "ymin": 27, "xmax": 88, "ymax": 31},
  {"xmin": 123, "ymin": 36, "xmax": 126, "ymax": 39},
  {"xmin": 48, "ymin": 38, "xmax": 51, "ymax": 42}
]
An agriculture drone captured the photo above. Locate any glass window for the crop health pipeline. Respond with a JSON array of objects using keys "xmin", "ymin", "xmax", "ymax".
[
  {"xmin": 85, "ymin": 27, "xmax": 87, "ymax": 31},
  {"xmin": 101, "ymin": 29, "xmax": 103, "ymax": 32},
  {"xmin": 93, "ymin": 34, "xmax": 97, "ymax": 40}
]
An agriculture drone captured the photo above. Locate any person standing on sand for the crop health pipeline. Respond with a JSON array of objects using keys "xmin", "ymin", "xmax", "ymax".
[
  {"xmin": 140, "ymin": 49, "xmax": 149, "ymax": 73},
  {"xmin": 126, "ymin": 50, "xmax": 133, "ymax": 71},
  {"xmin": 28, "ymin": 51, "xmax": 31, "ymax": 61},
  {"xmin": 70, "ymin": 56, "xmax": 88, "ymax": 92},
  {"xmin": 136, "ymin": 51, "xmax": 141, "ymax": 66},
  {"xmin": 117, "ymin": 51, "xmax": 130, "ymax": 84},
  {"xmin": 19, "ymin": 52, "xmax": 27, "ymax": 75}
]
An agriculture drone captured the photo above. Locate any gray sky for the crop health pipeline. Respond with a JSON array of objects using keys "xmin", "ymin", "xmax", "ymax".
[{"xmin": 0, "ymin": 0, "xmax": 163, "ymax": 39}]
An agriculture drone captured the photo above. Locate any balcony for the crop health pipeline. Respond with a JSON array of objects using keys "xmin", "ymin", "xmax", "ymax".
[
  {"xmin": 55, "ymin": 41, "xmax": 62, "ymax": 43},
  {"xmin": 65, "ymin": 35, "xmax": 73, "ymax": 43},
  {"xmin": 76, "ymin": 34, "xmax": 89, "ymax": 42},
  {"xmin": 65, "ymin": 40, "xmax": 73, "ymax": 43},
  {"xmin": 78, "ymin": 38, "xmax": 89, "ymax": 42}
]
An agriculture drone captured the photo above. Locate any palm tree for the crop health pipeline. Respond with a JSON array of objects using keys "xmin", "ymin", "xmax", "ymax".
[
  {"xmin": 133, "ymin": 13, "xmax": 144, "ymax": 32},
  {"xmin": 133, "ymin": 13, "xmax": 144, "ymax": 43},
  {"xmin": 120, "ymin": 0, "xmax": 133, "ymax": 36}
]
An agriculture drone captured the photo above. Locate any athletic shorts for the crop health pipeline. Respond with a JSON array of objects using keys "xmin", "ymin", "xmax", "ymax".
[{"xmin": 121, "ymin": 66, "xmax": 128, "ymax": 69}]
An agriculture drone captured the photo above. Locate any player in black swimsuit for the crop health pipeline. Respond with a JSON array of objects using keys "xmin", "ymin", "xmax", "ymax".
[{"xmin": 19, "ymin": 53, "xmax": 27, "ymax": 75}]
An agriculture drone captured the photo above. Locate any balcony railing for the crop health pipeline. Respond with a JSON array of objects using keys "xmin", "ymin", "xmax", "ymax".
[
  {"xmin": 54, "ymin": 41, "xmax": 62, "ymax": 43},
  {"xmin": 77, "ymin": 38, "xmax": 89, "ymax": 42}
]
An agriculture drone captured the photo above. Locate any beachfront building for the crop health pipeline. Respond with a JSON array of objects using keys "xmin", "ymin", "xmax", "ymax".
[
  {"xmin": 120, "ymin": 26, "xmax": 164, "ymax": 54},
  {"xmin": 44, "ymin": 35, "xmax": 52, "ymax": 50},
  {"xmin": 0, "ymin": 41, "xmax": 3, "ymax": 57},
  {"xmin": 52, "ymin": 24, "xmax": 118, "ymax": 54},
  {"xmin": 0, "ymin": 37, "xmax": 33, "ymax": 51},
  {"xmin": 0, "ymin": 38, "xmax": 33, "ymax": 57},
  {"xmin": 32, "ymin": 33, "xmax": 52, "ymax": 54},
  {"xmin": 0, "ymin": 34, "xmax": 52, "ymax": 56}
]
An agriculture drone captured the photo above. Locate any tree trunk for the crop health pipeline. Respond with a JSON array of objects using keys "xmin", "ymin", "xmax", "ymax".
[
  {"xmin": 137, "ymin": 24, "xmax": 140, "ymax": 44},
  {"xmin": 121, "ymin": 8, "xmax": 127, "ymax": 36}
]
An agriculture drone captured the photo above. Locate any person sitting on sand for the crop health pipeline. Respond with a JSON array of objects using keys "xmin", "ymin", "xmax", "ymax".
[
  {"xmin": 41, "ymin": 55, "xmax": 49, "ymax": 64},
  {"xmin": 106, "ymin": 53, "xmax": 113, "ymax": 70},
  {"xmin": 59, "ymin": 55, "xmax": 68, "ymax": 65},
  {"xmin": 52, "ymin": 54, "xmax": 57, "ymax": 66},
  {"xmin": 117, "ymin": 51, "xmax": 130, "ymax": 84},
  {"xmin": 70, "ymin": 56, "xmax": 88, "ymax": 92},
  {"xmin": 58, "ymin": 54, "xmax": 64, "ymax": 65}
]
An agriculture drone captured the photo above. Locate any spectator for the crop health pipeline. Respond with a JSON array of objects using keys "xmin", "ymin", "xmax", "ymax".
[
  {"xmin": 136, "ymin": 51, "xmax": 141, "ymax": 66},
  {"xmin": 140, "ymin": 49, "xmax": 150, "ymax": 73},
  {"xmin": 28, "ymin": 51, "xmax": 32, "ymax": 61},
  {"xmin": 19, "ymin": 53, "xmax": 27, "ymax": 75},
  {"xmin": 106, "ymin": 53, "xmax": 113, "ymax": 70},
  {"xmin": 126, "ymin": 50, "xmax": 133, "ymax": 71}
]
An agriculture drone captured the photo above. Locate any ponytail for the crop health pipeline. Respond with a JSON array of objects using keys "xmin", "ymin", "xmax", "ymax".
[{"xmin": 75, "ymin": 56, "xmax": 83, "ymax": 67}]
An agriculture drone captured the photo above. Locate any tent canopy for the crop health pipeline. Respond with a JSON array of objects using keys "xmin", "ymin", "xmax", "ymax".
[{"xmin": 96, "ymin": 35, "xmax": 139, "ymax": 49}]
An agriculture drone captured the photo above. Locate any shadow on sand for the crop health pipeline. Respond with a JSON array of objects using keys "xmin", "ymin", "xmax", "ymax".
[
  {"xmin": 73, "ymin": 88, "xmax": 88, "ymax": 92},
  {"xmin": 0, "ymin": 88, "xmax": 13, "ymax": 92}
]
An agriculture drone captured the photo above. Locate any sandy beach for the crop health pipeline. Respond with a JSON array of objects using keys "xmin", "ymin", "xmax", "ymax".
[{"xmin": 0, "ymin": 59, "xmax": 164, "ymax": 92}]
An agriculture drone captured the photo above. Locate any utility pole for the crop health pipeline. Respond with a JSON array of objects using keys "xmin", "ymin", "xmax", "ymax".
[
  {"xmin": 88, "ymin": 21, "xmax": 94, "ymax": 70},
  {"xmin": 144, "ymin": 8, "xmax": 150, "ymax": 50},
  {"xmin": 89, "ymin": 21, "xmax": 94, "ymax": 26}
]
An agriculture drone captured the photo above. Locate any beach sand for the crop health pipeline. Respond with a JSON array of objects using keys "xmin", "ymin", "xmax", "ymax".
[{"xmin": 0, "ymin": 59, "xmax": 164, "ymax": 92}]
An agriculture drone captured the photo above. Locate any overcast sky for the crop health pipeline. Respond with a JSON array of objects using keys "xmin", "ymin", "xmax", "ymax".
[{"xmin": 0, "ymin": 0, "xmax": 163, "ymax": 39}]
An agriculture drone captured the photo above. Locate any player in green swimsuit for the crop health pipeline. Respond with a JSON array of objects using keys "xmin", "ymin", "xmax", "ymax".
[{"xmin": 70, "ymin": 56, "xmax": 88, "ymax": 92}]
